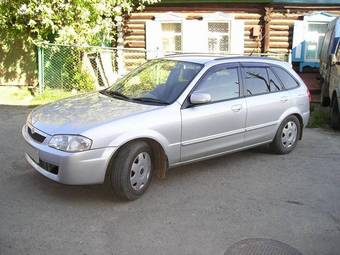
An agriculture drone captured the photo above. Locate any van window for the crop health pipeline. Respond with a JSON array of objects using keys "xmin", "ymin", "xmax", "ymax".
[
  {"xmin": 242, "ymin": 67, "xmax": 269, "ymax": 96},
  {"xmin": 272, "ymin": 67, "xmax": 299, "ymax": 89}
]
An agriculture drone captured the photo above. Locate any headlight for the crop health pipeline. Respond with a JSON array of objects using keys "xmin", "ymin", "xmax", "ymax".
[{"xmin": 48, "ymin": 135, "xmax": 92, "ymax": 152}]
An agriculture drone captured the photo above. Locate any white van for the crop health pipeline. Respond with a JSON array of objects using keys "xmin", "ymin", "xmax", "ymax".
[{"xmin": 320, "ymin": 17, "xmax": 340, "ymax": 129}]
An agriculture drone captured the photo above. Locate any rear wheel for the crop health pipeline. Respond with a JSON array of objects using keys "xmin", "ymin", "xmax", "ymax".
[
  {"xmin": 109, "ymin": 141, "xmax": 153, "ymax": 200},
  {"xmin": 270, "ymin": 115, "xmax": 301, "ymax": 154},
  {"xmin": 330, "ymin": 98, "xmax": 340, "ymax": 130},
  {"xmin": 320, "ymin": 81, "xmax": 330, "ymax": 106}
]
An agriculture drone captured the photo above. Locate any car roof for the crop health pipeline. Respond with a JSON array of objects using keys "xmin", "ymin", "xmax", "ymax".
[{"xmin": 163, "ymin": 54, "xmax": 289, "ymax": 67}]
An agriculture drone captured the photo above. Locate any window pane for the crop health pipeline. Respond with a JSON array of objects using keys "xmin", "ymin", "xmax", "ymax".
[
  {"xmin": 208, "ymin": 22, "xmax": 229, "ymax": 33},
  {"xmin": 195, "ymin": 67, "xmax": 239, "ymax": 102},
  {"xmin": 267, "ymin": 68, "xmax": 282, "ymax": 92},
  {"xmin": 111, "ymin": 60, "xmax": 202, "ymax": 103},
  {"xmin": 243, "ymin": 67, "xmax": 270, "ymax": 96},
  {"xmin": 161, "ymin": 23, "xmax": 182, "ymax": 52},
  {"xmin": 208, "ymin": 22, "xmax": 229, "ymax": 53},
  {"xmin": 272, "ymin": 66, "xmax": 299, "ymax": 89},
  {"xmin": 305, "ymin": 23, "xmax": 328, "ymax": 60},
  {"xmin": 162, "ymin": 23, "xmax": 181, "ymax": 33}
]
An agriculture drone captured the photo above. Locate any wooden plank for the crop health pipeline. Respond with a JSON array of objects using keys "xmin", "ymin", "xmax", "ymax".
[
  {"xmin": 125, "ymin": 41, "xmax": 145, "ymax": 48},
  {"xmin": 124, "ymin": 35, "xmax": 145, "ymax": 41},
  {"xmin": 270, "ymin": 36, "xmax": 292, "ymax": 42},
  {"xmin": 271, "ymin": 19, "xmax": 297, "ymax": 25},
  {"xmin": 270, "ymin": 24, "xmax": 289, "ymax": 31},
  {"xmin": 127, "ymin": 24, "xmax": 144, "ymax": 30},
  {"xmin": 270, "ymin": 30, "xmax": 290, "ymax": 36},
  {"xmin": 269, "ymin": 41, "xmax": 290, "ymax": 48}
]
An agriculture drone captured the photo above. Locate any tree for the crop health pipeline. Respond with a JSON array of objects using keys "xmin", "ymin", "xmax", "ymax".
[{"xmin": 0, "ymin": 0, "xmax": 159, "ymax": 46}]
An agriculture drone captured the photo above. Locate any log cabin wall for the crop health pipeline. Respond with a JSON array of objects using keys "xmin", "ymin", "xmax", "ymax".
[{"xmin": 123, "ymin": 3, "xmax": 340, "ymax": 70}]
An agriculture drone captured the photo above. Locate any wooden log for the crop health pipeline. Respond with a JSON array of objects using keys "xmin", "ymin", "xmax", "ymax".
[
  {"xmin": 270, "ymin": 30, "xmax": 290, "ymax": 36},
  {"xmin": 270, "ymin": 36, "xmax": 292, "ymax": 42},
  {"xmin": 127, "ymin": 24, "xmax": 144, "ymax": 30},
  {"xmin": 270, "ymin": 25, "xmax": 290, "ymax": 31},
  {"xmin": 124, "ymin": 35, "xmax": 145, "ymax": 41},
  {"xmin": 271, "ymin": 19, "xmax": 297, "ymax": 25},
  {"xmin": 125, "ymin": 41, "xmax": 145, "ymax": 48},
  {"xmin": 125, "ymin": 30, "xmax": 145, "ymax": 36},
  {"xmin": 269, "ymin": 41, "xmax": 290, "ymax": 48},
  {"xmin": 235, "ymin": 13, "xmax": 262, "ymax": 19}
]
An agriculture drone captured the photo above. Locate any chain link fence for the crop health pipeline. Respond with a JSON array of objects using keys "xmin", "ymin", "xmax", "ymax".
[{"xmin": 37, "ymin": 42, "xmax": 290, "ymax": 95}]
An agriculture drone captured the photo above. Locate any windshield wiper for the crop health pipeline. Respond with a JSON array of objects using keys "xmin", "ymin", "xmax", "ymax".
[
  {"xmin": 132, "ymin": 97, "xmax": 169, "ymax": 105},
  {"xmin": 100, "ymin": 90, "xmax": 130, "ymax": 100}
]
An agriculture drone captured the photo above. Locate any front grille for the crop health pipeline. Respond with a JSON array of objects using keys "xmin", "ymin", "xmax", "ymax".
[
  {"xmin": 28, "ymin": 126, "xmax": 46, "ymax": 143},
  {"xmin": 39, "ymin": 160, "xmax": 59, "ymax": 175}
]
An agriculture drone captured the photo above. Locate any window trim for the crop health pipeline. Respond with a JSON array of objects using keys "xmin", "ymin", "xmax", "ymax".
[
  {"xmin": 182, "ymin": 63, "xmax": 242, "ymax": 109},
  {"xmin": 270, "ymin": 65, "xmax": 301, "ymax": 91},
  {"xmin": 160, "ymin": 22, "xmax": 183, "ymax": 53},
  {"xmin": 240, "ymin": 62, "xmax": 301, "ymax": 98},
  {"xmin": 207, "ymin": 21, "xmax": 231, "ymax": 54}
]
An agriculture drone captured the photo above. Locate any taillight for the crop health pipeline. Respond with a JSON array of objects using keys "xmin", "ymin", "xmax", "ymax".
[{"xmin": 307, "ymin": 89, "xmax": 312, "ymax": 102}]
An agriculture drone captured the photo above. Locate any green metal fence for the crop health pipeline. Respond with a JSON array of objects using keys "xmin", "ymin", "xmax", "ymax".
[{"xmin": 37, "ymin": 42, "xmax": 290, "ymax": 95}]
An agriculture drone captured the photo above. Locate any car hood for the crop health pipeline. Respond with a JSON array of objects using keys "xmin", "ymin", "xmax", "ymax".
[{"xmin": 30, "ymin": 92, "xmax": 158, "ymax": 135}]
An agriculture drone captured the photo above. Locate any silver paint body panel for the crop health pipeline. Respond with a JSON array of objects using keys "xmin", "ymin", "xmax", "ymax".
[{"xmin": 23, "ymin": 56, "xmax": 310, "ymax": 184}]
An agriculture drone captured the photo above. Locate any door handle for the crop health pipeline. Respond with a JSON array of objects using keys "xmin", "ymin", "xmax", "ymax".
[
  {"xmin": 280, "ymin": 96, "xmax": 288, "ymax": 103},
  {"xmin": 231, "ymin": 104, "xmax": 242, "ymax": 112}
]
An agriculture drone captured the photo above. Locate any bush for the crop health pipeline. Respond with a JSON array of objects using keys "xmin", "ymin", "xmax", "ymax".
[{"xmin": 73, "ymin": 68, "xmax": 95, "ymax": 92}]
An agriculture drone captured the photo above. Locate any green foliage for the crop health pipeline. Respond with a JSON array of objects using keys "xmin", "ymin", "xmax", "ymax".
[
  {"xmin": 307, "ymin": 104, "xmax": 331, "ymax": 128},
  {"xmin": 0, "ymin": 0, "xmax": 160, "ymax": 46},
  {"xmin": 73, "ymin": 68, "xmax": 95, "ymax": 92}
]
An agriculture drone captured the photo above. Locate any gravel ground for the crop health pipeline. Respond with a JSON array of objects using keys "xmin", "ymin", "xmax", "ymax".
[{"xmin": 0, "ymin": 105, "xmax": 340, "ymax": 255}]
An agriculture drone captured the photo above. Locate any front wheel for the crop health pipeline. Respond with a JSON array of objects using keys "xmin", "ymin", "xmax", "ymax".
[
  {"xmin": 270, "ymin": 115, "xmax": 301, "ymax": 154},
  {"xmin": 109, "ymin": 141, "xmax": 153, "ymax": 200}
]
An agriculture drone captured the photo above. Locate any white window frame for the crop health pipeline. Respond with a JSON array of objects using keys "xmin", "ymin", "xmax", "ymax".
[
  {"xmin": 207, "ymin": 21, "xmax": 231, "ymax": 54},
  {"xmin": 160, "ymin": 22, "xmax": 183, "ymax": 53}
]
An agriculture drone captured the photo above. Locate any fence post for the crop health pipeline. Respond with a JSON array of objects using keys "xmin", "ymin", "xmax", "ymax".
[{"xmin": 37, "ymin": 45, "xmax": 44, "ymax": 94}]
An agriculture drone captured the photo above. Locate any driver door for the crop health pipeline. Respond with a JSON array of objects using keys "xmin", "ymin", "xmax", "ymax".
[{"xmin": 180, "ymin": 64, "xmax": 246, "ymax": 162}]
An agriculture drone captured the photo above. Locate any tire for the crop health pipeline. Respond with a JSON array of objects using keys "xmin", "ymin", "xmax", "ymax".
[
  {"xmin": 320, "ymin": 81, "xmax": 330, "ymax": 106},
  {"xmin": 269, "ymin": 115, "xmax": 301, "ymax": 154},
  {"xmin": 109, "ymin": 141, "xmax": 153, "ymax": 201},
  {"xmin": 330, "ymin": 98, "xmax": 340, "ymax": 130}
]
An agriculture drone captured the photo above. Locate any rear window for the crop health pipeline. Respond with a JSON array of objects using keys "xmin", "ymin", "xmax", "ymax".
[
  {"xmin": 242, "ymin": 67, "xmax": 270, "ymax": 96},
  {"xmin": 271, "ymin": 66, "xmax": 299, "ymax": 90}
]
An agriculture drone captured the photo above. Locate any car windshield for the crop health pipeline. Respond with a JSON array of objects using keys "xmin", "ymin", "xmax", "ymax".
[{"xmin": 105, "ymin": 59, "xmax": 203, "ymax": 105}]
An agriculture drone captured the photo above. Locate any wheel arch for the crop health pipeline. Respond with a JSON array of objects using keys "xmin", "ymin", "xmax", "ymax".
[
  {"xmin": 278, "ymin": 109, "xmax": 305, "ymax": 140},
  {"xmin": 106, "ymin": 137, "xmax": 169, "ymax": 181}
]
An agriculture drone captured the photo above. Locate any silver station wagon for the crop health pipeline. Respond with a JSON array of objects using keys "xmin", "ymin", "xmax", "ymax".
[{"xmin": 23, "ymin": 55, "xmax": 310, "ymax": 200}]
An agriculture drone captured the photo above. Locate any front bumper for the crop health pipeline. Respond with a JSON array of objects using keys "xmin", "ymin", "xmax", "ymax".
[{"xmin": 22, "ymin": 124, "xmax": 117, "ymax": 185}]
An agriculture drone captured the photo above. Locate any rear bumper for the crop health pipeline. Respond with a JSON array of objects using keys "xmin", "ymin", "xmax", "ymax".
[
  {"xmin": 302, "ymin": 111, "xmax": 310, "ymax": 128},
  {"xmin": 22, "ymin": 125, "xmax": 117, "ymax": 185}
]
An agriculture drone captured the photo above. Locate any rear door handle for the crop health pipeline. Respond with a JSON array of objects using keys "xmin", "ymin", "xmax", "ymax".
[
  {"xmin": 280, "ymin": 96, "xmax": 288, "ymax": 103},
  {"xmin": 231, "ymin": 104, "xmax": 242, "ymax": 112}
]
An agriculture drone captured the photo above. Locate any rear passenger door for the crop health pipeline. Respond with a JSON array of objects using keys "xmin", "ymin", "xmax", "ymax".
[{"xmin": 241, "ymin": 63, "xmax": 292, "ymax": 146}]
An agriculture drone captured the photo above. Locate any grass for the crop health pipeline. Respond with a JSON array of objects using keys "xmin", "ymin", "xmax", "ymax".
[
  {"xmin": 307, "ymin": 103, "xmax": 331, "ymax": 128},
  {"xmin": 0, "ymin": 86, "xmax": 74, "ymax": 106}
]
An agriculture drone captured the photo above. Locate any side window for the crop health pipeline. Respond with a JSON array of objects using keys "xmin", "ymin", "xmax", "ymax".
[
  {"xmin": 242, "ymin": 67, "xmax": 269, "ymax": 96},
  {"xmin": 195, "ymin": 67, "xmax": 239, "ymax": 102},
  {"xmin": 272, "ymin": 66, "xmax": 299, "ymax": 89},
  {"xmin": 267, "ymin": 68, "xmax": 283, "ymax": 92}
]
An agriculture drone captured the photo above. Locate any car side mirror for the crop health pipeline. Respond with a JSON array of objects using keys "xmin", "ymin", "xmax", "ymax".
[{"xmin": 190, "ymin": 92, "xmax": 211, "ymax": 105}]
